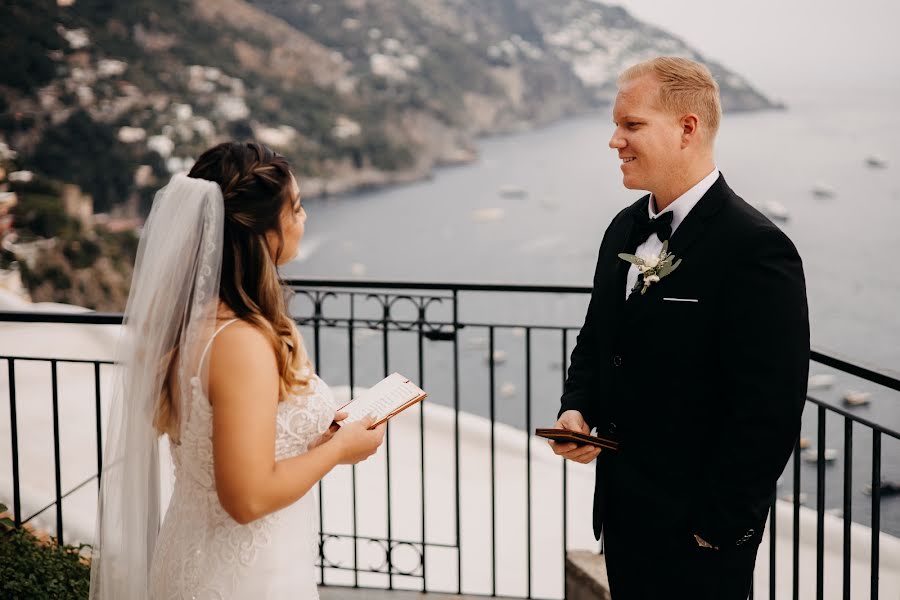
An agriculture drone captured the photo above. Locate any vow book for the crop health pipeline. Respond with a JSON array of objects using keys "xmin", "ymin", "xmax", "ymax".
[
  {"xmin": 338, "ymin": 373, "xmax": 427, "ymax": 429},
  {"xmin": 534, "ymin": 428, "xmax": 620, "ymax": 451}
]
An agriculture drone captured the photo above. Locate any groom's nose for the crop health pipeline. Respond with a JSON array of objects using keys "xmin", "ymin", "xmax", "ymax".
[{"xmin": 609, "ymin": 133, "xmax": 625, "ymax": 149}]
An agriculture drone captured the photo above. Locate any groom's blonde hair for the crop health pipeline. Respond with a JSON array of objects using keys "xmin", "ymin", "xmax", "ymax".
[{"xmin": 618, "ymin": 56, "xmax": 722, "ymax": 138}]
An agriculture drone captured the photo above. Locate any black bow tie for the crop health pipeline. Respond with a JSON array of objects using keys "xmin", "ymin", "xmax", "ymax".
[{"xmin": 631, "ymin": 208, "xmax": 673, "ymax": 246}]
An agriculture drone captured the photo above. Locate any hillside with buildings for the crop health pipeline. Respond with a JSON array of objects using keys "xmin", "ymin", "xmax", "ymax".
[{"xmin": 0, "ymin": 0, "xmax": 778, "ymax": 308}]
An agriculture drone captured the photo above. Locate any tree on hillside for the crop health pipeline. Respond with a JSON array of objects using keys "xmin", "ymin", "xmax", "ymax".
[{"xmin": 32, "ymin": 110, "xmax": 137, "ymax": 213}]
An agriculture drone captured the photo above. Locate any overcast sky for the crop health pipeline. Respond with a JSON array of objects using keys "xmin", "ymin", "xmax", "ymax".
[{"xmin": 607, "ymin": 0, "xmax": 900, "ymax": 98}]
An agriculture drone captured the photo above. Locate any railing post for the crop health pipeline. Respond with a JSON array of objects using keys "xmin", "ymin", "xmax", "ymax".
[
  {"xmin": 417, "ymin": 297, "xmax": 427, "ymax": 592},
  {"xmin": 525, "ymin": 327, "xmax": 532, "ymax": 599},
  {"xmin": 94, "ymin": 362, "xmax": 103, "ymax": 489},
  {"xmin": 51, "ymin": 360, "xmax": 64, "ymax": 545},
  {"xmin": 7, "ymin": 359, "xmax": 21, "ymax": 527},
  {"xmin": 349, "ymin": 293, "xmax": 359, "ymax": 588},
  {"xmin": 488, "ymin": 326, "xmax": 497, "ymax": 597},
  {"xmin": 871, "ymin": 431, "xmax": 881, "ymax": 600},
  {"xmin": 793, "ymin": 435, "xmax": 801, "ymax": 600},
  {"xmin": 452, "ymin": 288, "xmax": 462, "ymax": 594},
  {"xmin": 816, "ymin": 405, "xmax": 826, "ymax": 600},
  {"xmin": 843, "ymin": 417, "xmax": 853, "ymax": 600}
]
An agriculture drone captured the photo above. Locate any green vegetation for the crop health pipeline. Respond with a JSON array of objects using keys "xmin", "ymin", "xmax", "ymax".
[
  {"xmin": 0, "ymin": 2, "xmax": 65, "ymax": 93},
  {"xmin": 32, "ymin": 111, "xmax": 140, "ymax": 214},
  {"xmin": 10, "ymin": 183, "xmax": 79, "ymax": 240},
  {"xmin": 0, "ymin": 503, "xmax": 91, "ymax": 600},
  {"xmin": 8, "ymin": 177, "xmax": 139, "ymax": 309}
]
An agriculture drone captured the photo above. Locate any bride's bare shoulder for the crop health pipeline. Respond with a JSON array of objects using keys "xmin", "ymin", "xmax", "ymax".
[{"xmin": 208, "ymin": 319, "xmax": 278, "ymax": 383}]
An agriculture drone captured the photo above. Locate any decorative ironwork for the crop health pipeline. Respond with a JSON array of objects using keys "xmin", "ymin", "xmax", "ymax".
[{"xmin": 317, "ymin": 533, "xmax": 425, "ymax": 578}]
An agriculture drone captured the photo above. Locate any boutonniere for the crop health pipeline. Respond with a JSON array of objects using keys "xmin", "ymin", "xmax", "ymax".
[{"xmin": 618, "ymin": 240, "xmax": 682, "ymax": 295}]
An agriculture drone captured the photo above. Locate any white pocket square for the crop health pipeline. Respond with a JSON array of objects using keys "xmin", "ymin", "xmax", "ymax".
[{"xmin": 663, "ymin": 297, "xmax": 699, "ymax": 303}]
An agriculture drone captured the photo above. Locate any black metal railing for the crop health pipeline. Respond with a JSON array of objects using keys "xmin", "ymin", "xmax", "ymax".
[{"xmin": 1, "ymin": 279, "xmax": 898, "ymax": 600}]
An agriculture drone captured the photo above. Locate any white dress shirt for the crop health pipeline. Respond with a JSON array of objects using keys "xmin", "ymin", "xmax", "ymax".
[{"xmin": 625, "ymin": 168, "xmax": 720, "ymax": 299}]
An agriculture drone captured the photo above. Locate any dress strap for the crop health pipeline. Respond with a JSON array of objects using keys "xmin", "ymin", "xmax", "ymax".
[{"xmin": 196, "ymin": 318, "xmax": 239, "ymax": 377}]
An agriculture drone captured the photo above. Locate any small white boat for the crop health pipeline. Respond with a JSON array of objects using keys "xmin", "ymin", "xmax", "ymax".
[
  {"xmin": 498, "ymin": 185, "xmax": 527, "ymax": 199},
  {"xmin": 499, "ymin": 382, "xmax": 517, "ymax": 397},
  {"xmin": 486, "ymin": 350, "xmax": 508, "ymax": 365},
  {"xmin": 865, "ymin": 155, "xmax": 888, "ymax": 169},
  {"xmin": 762, "ymin": 200, "xmax": 789, "ymax": 222},
  {"xmin": 801, "ymin": 448, "xmax": 838, "ymax": 463},
  {"xmin": 352, "ymin": 328, "xmax": 379, "ymax": 345},
  {"xmin": 842, "ymin": 390, "xmax": 872, "ymax": 406},
  {"xmin": 812, "ymin": 183, "xmax": 835, "ymax": 199},
  {"xmin": 472, "ymin": 207, "xmax": 506, "ymax": 222},
  {"xmin": 863, "ymin": 481, "xmax": 900, "ymax": 497},
  {"xmin": 808, "ymin": 374, "xmax": 836, "ymax": 390}
]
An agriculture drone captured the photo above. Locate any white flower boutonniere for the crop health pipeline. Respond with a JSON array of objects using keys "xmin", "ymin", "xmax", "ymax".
[{"xmin": 618, "ymin": 240, "xmax": 683, "ymax": 295}]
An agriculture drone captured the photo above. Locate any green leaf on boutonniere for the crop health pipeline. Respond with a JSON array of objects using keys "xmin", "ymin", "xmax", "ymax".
[
  {"xmin": 659, "ymin": 258, "xmax": 682, "ymax": 277},
  {"xmin": 617, "ymin": 253, "xmax": 644, "ymax": 266},
  {"xmin": 660, "ymin": 240, "xmax": 670, "ymax": 255}
]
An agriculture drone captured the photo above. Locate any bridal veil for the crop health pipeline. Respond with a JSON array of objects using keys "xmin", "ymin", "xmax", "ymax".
[{"xmin": 89, "ymin": 174, "xmax": 224, "ymax": 599}]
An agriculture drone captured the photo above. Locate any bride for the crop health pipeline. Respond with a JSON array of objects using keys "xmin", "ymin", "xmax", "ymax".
[{"xmin": 89, "ymin": 141, "xmax": 385, "ymax": 599}]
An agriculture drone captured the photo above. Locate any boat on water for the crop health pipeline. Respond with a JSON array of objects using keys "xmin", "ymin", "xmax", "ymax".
[
  {"xmin": 864, "ymin": 481, "xmax": 900, "ymax": 497},
  {"xmin": 843, "ymin": 390, "xmax": 872, "ymax": 406},
  {"xmin": 865, "ymin": 155, "xmax": 888, "ymax": 169},
  {"xmin": 802, "ymin": 448, "xmax": 838, "ymax": 463},
  {"xmin": 486, "ymin": 349, "xmax": 508, "ymax": 365},
  {"xmin": 808, "ymin": 374, "xmax": 836, "ymax": 390},
  {"xmin": 762, "ymin": 200, "xmax": 790, "ymax": 222},
  {"xmin": 471, "ymin": 207, "xmax": 506, "ymax": 222},
  {"xmin": 812, "ymin": 183, "xmax": 835, "ymax": 198},
  {"xmin": 498, "ymin": 185, "xmax": 527, "ymax": 199}
]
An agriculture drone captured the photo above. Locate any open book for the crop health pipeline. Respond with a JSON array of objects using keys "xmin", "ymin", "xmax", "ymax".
[{"xmin": 337, "ymin": 373, "xmax": 427, "ymax": 429}]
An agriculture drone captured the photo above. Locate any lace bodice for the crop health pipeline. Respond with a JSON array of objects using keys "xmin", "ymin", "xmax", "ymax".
[
  {"xmin": 175, "ymin": 371, "xmax": 336, "ymax": 481},
  {"xmin": 149, "ymin": 320, "xmax": 335, "ymax": 599}
]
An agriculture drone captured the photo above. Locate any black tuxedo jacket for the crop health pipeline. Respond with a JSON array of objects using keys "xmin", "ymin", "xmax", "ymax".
[{"xmin": 560, "ymin": 174, "xmax": 810, "ymax": 550}]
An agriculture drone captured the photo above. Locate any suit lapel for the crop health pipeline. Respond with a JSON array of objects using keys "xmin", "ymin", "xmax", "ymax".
[{"xmin": 611, "ymin": 195, "xmax": 650, "ymax": 308}]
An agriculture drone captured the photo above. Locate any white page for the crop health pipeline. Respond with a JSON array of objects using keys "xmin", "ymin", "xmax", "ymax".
[{"xmin": 338, "ymin": 372, "xmax": 425, "ymax": 425}]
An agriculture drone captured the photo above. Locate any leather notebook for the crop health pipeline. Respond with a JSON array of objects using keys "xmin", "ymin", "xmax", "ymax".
[{"xmin": 534, "ymin": 428, "xmax": 620, "ymax": 451}]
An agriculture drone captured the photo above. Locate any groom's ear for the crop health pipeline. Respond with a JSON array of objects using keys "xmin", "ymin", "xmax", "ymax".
[{"xmin": 680, "ymin": 113, "xmax": 700, "ymax": 147}]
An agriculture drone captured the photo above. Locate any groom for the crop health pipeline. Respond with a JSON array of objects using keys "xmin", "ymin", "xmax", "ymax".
[{"xmin": 550, "ymin": 57, "xmax": 810, "ymax": 599}]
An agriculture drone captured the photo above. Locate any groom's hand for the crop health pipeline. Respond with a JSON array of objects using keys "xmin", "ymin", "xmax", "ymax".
[{"xmin": 548, "ymin": 410, "xmax": 602, "ymax": 464}]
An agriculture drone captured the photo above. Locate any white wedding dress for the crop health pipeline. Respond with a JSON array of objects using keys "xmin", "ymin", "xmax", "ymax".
[{"xmin": 149, "ymin": 319, "xmax": 336, "ymax": 599}]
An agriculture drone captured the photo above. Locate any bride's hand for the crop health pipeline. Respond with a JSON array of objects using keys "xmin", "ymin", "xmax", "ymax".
[
  {"xmin": 330, "ymin": 415, "xmax": 386, "ymax": 465},
  {"xmin": 308, "ymin": 410, "xmax": 348, "ymax": 450}
]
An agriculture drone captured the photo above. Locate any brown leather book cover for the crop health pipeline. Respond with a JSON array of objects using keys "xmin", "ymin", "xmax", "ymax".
[{"xmin": 534, "ymin": 428, "xmax": 620, "ymax": 451}]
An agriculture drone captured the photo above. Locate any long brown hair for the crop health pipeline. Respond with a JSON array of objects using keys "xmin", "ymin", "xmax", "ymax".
[{"xmin": 154, "ymin": 142, "xmax": 313, "ymax": 440}]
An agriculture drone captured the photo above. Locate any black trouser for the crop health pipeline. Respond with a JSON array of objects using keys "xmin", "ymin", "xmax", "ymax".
[{"xmin": 601, "ymin": 496, "xmax": 759, "ymax": 600}]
